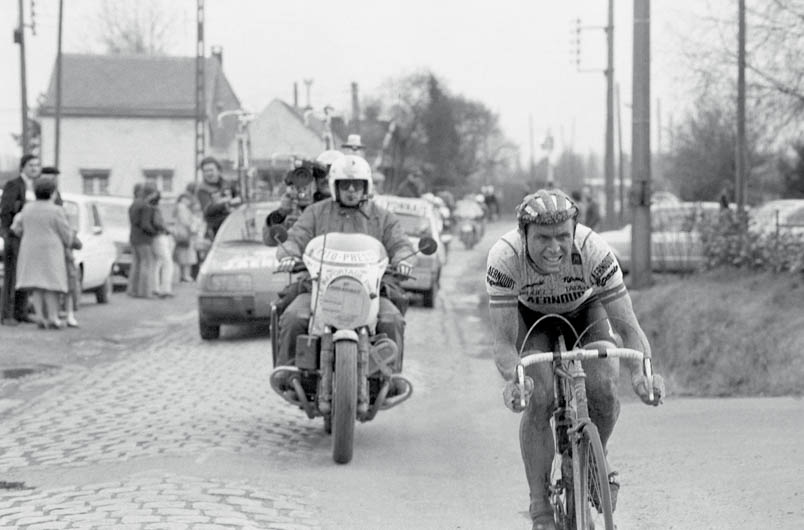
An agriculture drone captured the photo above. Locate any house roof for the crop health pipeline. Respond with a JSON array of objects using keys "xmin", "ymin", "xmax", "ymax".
[{"xmin": 38, "ymin": 53, "xmax": 242, "ymax": 148}]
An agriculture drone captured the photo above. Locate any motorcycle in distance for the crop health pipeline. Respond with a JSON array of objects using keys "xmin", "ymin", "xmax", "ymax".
[
  {"xmin": 457, "ymin": 218, "xmax": 480, "ymax": 249},
  {"xmin": 268, "ymin": 223, "xmax": 438, "ymax": 464}
]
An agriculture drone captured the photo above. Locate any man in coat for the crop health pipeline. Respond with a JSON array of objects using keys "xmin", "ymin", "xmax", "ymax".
[{"xmin": 0, "ymin": 153, "xmax": 41, "ymax": 325}]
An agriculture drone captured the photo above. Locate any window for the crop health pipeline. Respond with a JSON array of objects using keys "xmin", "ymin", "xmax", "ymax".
[
  {"xmin": 143, "ymin": 169, "xmax": 174, "ymax": 194},
  {"xmin": 80, "ymin": 169, "xmax": 110, "ymax": 196}
]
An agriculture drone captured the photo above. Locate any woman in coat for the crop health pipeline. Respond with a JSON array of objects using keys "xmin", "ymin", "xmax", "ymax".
[
  {"xmin": 172, "ymin": 192, "xmax": 200, "ymax": 282},
  {"xmin": 11, "ymin": 178, "xmax": 72, "ymax": 328}
]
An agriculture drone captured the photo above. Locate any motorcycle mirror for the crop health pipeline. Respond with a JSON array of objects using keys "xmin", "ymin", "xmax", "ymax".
[
  {"xmin": 418, "ymin": 237, "xmax": 438, "ymax": 256},
  {"xmin": 269, "ymin": 225, "xmax": 289, "ymax": 245}
]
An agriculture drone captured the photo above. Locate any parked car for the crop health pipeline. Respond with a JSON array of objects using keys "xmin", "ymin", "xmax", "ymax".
[
  {"xmin": 196, "ymin": 201, "xmax": 291, "ymax": 339},
  {"xmin": 92, "ymin": 195, "xmax": 133, "ymax": 284},
  {"xmin": 60, "ymin": 193, "xmax": 119, "ymax": 302},
  {"xmin": 375, "ymin": 195, "xmax": 447, "ymax": 308},
  {"xmin": 749, "ymin": 199, "xmax": 804, "ymax": 238},
  {"xmin": 598, "ymin": 201, "xmax": 722, "ymax": 273}
]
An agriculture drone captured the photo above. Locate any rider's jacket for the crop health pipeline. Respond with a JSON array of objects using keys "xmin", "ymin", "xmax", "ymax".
[
  {"xmin": 485, "ymin": 224, "xmax": 626, "ymax": 314},
  {"xmin": 276, "ymin": 198, "xmax": 414, "ymax": 267}
]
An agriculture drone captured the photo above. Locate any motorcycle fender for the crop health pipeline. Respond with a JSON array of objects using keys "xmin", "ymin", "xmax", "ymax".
[
  {"xmin": 295, "ymin": 334, "xmax": 320, "ymax": 370},
  {"xmin": 333, "ymin": 329, "xmax": 360, "ymax": 343}
]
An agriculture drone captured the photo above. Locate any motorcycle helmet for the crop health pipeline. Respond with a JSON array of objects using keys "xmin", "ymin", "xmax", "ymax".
[
  {"xmin": 515, "ymin": 188, "xmax": 579, "ymax": 231},
  {"xmin": 328, "ymin": 155, "xmax": 374, "ymax": 203}
]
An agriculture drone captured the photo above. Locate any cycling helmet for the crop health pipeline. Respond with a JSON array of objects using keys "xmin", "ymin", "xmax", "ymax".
[
  {"xmin": 328, "ymin": 155, "xmax": 374, "ymax": 202},
  {"xmin": 316, "ymin": 149, "xmax": 344, "ymax": 169},
  {"xmin": 516, "ymin": 188, "xmax": 579, "ymax": 231}
]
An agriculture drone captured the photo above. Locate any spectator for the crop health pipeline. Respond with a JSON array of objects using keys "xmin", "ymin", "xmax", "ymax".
[
  {"xmin": 197, "ymin": 156, "xmax": 240, "ymax": 240},
  {"xmin": 582, "ymin": 185, "xmax": 602, "ymax": 230},
  {"xmin": 148, "ymin": 190, "xmax": 174, "ymax": 298},
  {"xmin": 11, "ymin": 178, "xmax": 72, "ymax": 329},
  {"xmin": 172, "ymin": 191, "xmax": 200, "ymax": 282},
  {"xmin": 42, "ymin": 167, "xmax": 81, "ymax": 328},
  {"xmin": 127, "ymin": 182, "xmax": 158, "ymax": 298},
  {"xmin": 0, "ymin": 153, "xmax": 41, "ymax": 325}
]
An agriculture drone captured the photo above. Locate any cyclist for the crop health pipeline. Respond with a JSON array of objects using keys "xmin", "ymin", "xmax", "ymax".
[{"xmin": 485, "ymin": 189, "xmax": 664, "ymax": 530}]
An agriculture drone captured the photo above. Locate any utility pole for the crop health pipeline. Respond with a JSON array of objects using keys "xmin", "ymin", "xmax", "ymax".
[
  {"xmin": 351, "ymin": 82, "xmax": 360, "ymax": 134},
  {"xmin": 54, "ymin": 0, "xmax": 64, "ymax": 167},
  {"xmin": 15, "ymin": 0, "xmax": 30, "ymax": 153},
  {"xmin": 194, "ymin": 0, "xmax": 205, "ymax": 187},
  {"xmin": 736, "ymin": 0, "xmax": 747, "ymax": 214},
  {"xmin": 631, "ymin": 0, "xmax": 652, "ymax": 288},
  {"xmin": 604, "ymin": 0, "xmax": 615, "ymax": 228},
  {"xmin": 529, "ymin": 114, "xmax": 535, "ymax": 183},
  {"xmin": 616, "ymin": 82, "xmax": 625, "ymax": 224}
]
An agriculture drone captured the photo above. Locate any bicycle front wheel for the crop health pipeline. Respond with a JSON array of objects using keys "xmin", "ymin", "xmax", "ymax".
[{"xmin": 571, "ymin": 423, "xmax": 614, "ymax": 530}]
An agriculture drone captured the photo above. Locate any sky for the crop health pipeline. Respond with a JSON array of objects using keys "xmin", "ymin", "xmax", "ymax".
[{"xmin": 0, "ymin": 0, "xmax": 713, "ymax": 170}]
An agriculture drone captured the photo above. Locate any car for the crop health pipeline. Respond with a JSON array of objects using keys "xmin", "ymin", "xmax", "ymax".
[
  {"xmin": 598, "ymin": 201, "xmax": 722, "ymax": 273},
  {"xmin": 60, "ymin": 193, "xmax": 120, "ymax": 303},
  {"xmin": 92, "ymin": 195, "xmax": 134, "ymax": 284},
  {"xmin": 749, "ymin": 199, "xmax": 804, "ymax": 238},
  {"xmin": 196, "ymin": 200, "xmax": 292, "ymax": 339},
  {"xmin": 375, "ymin": 195, "xmax": 447, "ymax": 308}
]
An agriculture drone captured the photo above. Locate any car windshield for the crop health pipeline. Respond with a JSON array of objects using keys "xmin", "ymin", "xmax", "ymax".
[
  {"xmin": 95, "ymin": 203, "xmax": 130, "ymax": 228},
  {"xmin": 394, "ymin": 213, "xmax": 431, "ymax": 238},
  {"xmin": 653, "ymin": 207, "xmax": 702, "ymax": 232},
  {"xmin": 216, "ymin": 204, "xmax": 278, "ymax": 243}
]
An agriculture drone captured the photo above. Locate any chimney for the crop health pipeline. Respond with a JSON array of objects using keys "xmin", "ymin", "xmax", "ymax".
[
  {"xmin": 293, "ymin": 82, "xmax": 299, "ymax": 109},
  {"xmin": 303, "ymin": 78, "xmax": 313, "ymax": 110},
  {"xmin": 211, "ymin": 45, "xmax": 223, "ymax": 66},
  {"xmin": 351, "ymin": 82, "xmax": 361, "ymax": 134}
]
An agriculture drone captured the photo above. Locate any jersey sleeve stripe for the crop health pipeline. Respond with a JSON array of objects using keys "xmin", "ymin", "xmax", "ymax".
[
  {"xmin": 597, "ymin": 284, "xmax": 627, "ymax": 304},
  {"xmin": 489, "ymin": 294, "xmax": 517, "ymax": 301},
  {"xmin": 489, "ymin": 300, "xmax": 519, "ymax": 308}
]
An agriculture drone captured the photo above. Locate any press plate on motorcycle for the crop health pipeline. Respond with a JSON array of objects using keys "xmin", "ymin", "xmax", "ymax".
[{"xmin": 319, "ymin": 276, "xmax": 371, "ymax": 328}]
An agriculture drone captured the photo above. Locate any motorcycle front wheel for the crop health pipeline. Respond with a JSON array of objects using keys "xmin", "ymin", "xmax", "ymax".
[{"xmin": 332, "ymin": 341, "xmax": 358, "ymax": 464}]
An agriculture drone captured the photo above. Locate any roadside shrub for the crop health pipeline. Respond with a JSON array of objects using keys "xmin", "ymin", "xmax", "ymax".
[{"xmin": 699, "ymin": 211, "xmax": 803, "ymax": 272}]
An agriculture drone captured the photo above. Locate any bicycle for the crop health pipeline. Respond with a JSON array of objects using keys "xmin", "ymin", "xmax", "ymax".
[{"xmin": 515, "ymin": 316, "xmax": 656, "ymax": 530}]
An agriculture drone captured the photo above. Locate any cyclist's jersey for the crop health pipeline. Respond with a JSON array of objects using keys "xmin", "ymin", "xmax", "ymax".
[{"xmin": 485, "ymin": 225, "xmax": 627, "ymax": 314}]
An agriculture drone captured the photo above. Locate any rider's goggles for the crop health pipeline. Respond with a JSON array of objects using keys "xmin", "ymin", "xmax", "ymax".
[{"xmin": 337, "ymin": 179, "xmax": 365, "ymax": 192}]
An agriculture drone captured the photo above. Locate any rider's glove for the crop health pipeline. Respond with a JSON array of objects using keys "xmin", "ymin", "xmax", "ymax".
[
  {"xmin": 397, "ymin": 260, "xmax": 413, "ymax": 276},
  {"xmin": 503, "ymin": 376, "xmax": 534, "ymax": 413},
  {"xmin": 276, "ymin": 256, "xmax": 298, "ymax": 273},
  {"xmin": 632, "ymin": 373, "xmax": 665, "ymax": 406}
]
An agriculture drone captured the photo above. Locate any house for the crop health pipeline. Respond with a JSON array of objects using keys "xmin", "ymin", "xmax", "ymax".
[
  {"xmin": 37, "ymin": 52, "xmax": 241, "ymax": 197},
  {"xmin": 248, "ymin": 98, "xmax": 346, "ymax": 192}
]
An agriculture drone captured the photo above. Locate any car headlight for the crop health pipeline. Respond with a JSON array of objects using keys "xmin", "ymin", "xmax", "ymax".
[{"xmin": 206, "ymin": 273, "xmax": 253, "ymax": 291}]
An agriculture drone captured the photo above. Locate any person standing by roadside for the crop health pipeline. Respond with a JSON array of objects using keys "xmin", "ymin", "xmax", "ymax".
[
  {"xmin": 0, "ymin": 153, "xmax": 41, "ymax": 325},
  {"xmin": 197, "ymin": 156, "xmax": 240, "ymax": 240},
  {"xmin": 581, "ymin": 185, "xmax": 602, "ymax": 230},
  {"xmin": 172, "ymin": 191, "xmax": 200, "ymax": 282},
  {"xmin": 127, "ymin": 182, "xmax": 157, "ymax": 298},
  {"xmin": 11, "ymin": 178, "xmax": 73, "ymax": 329},
  {"xmin": 41, "ymin": 167, "xmax": 81, "ymax": 328},
  {"xmin": 148, "ymin": 189, "xmax": 174, "ymax": 298}
]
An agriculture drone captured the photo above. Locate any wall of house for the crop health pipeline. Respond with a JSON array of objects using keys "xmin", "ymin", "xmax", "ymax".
[
  {"xmin": 249, "ymin": 100, "xmax": 325, "ymax": 161},
  {"xmin": 40, "ymin": 116, "xmax": 198, "ymax": 197}
]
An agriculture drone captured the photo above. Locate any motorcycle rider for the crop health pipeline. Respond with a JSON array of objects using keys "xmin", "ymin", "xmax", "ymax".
[
  {"xmin": 273, "ymin": 155, "xmax": 415, "ymax": 396},
  {"xmin": 485, "ymin": 188, "xmax": 664, "ymax": 530}
]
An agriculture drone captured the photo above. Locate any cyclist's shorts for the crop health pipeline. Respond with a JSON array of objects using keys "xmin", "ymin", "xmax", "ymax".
[{"xmin": 516, "ymin": 297, "xmax": 618, "ymax": 353}]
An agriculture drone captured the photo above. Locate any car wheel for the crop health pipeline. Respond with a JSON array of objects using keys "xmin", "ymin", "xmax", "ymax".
[
  {"xmin": 199, "ymin": 318, "xmax": 220, "ymax": 340},
  {"xmin": 95, "ymin": 273, "xmax": 112, "ymax": 304}
]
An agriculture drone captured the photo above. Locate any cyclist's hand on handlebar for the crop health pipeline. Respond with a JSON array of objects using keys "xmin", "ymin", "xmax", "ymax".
[
  {"xmin": 503, "ymin": 376, "xmax": 534, "ymax": 413},
  {"xmin": 632, "ymin": 373, "xmax": 665, "ymax": 406},
  {"xmin": 397, "ymin": 260, "xmax": 413, "ymax": 277},
  {"xmin": 276, "ymin": 256, "xmax": 299, "ymax": 273}
]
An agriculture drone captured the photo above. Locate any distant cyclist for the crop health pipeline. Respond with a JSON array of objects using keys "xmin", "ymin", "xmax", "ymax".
[{"xmin": 485, "ymin": 188, "xmax": 664, "ymax": 530}]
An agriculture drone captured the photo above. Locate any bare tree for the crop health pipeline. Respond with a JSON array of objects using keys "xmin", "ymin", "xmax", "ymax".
[{"xmin": 95, "ymin": 0, "xmax": 180, "ymax": 55}]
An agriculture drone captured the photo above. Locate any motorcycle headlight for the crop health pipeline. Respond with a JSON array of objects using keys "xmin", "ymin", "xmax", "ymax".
[
  {"xmin": 319, "ymin": 276, "xmax": 371, "ymax": 329},
  {"xmin": 206, "ymin": 273, "xmax": 253, "ymax": 292}
]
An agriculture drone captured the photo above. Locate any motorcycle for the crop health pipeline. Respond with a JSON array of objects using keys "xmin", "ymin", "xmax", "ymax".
[
  {"xmin": 268, "ymin": 226, "xmax": 437, "ymax": 464},
  {"xmin": 458, "ymin": 219, "xmax": 478, "ymax": 249}
]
